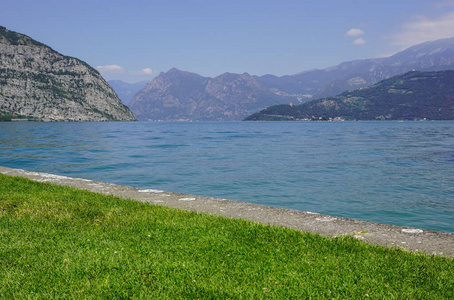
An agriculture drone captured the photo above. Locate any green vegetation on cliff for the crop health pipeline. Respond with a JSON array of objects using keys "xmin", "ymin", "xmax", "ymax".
[
  {"xmin": 245, "ymin": 71, "xmax": 454, "ymax": 121},
  {"xmin": 0, "ymin": 110, "xmax": 39, "ymax": 121},
  {"xmin": 1, "ymin": 174, "xmax": 453, "ymax": 298}
]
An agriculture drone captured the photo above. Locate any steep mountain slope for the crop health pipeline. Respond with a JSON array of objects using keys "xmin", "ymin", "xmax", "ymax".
[
  {"xmin": 245, "ymin": 71, "xmax": 454, "ymax": 121},
  {"xmin": 0, "ymin": 26, "xmax": 136, "ymax": 121},
  {"xmin": 129, "ymin": 68, "xmax": 293, "ymax": 121},
  {"xmin": 108, "ymin": 80, "xmax": 148, "ymax": 105}
]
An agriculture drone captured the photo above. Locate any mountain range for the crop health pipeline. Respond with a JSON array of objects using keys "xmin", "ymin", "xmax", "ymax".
[
  {"xmin": 275, "ymin": 37, "xmax": 454, "ymax": 99},
  {"xmin": 125, "ymin": 37, "xmax": 454, "ymax": 121},
  {"xmin": 245, "ymin": 70, "xmax": 454, "ymax": 121},
  {"xmin": 0, "ymin": 26, "xmax": 136, "ymax": 121},
  {"xmin": 128, "ymin": 69, "xmax": 294, "ymax": 121}
]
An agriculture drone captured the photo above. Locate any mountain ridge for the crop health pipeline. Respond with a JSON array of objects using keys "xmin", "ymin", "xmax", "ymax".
[
  {"xmin": 128, "ymin": 37, "xmax": 454, "ymax": 121},
  {"xmin": 245, "ymin": 70, "xmax": 454, "ymax": 121},
  {"xmin": 292, "ymin": 37, "xmax": 454, "ymax": 98},
  {"xmin": 129, "ymin": 68, "xmax": 294, "ymax": 121}
]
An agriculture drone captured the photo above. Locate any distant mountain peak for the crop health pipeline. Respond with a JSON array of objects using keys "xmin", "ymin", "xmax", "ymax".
[
  {"xmin": 128, "ymin": 69, "xmax": 293, "ymax": 121},
  {"xmin": 125, "ymin": 37, "xmax": 454, "ymax": 122},
  {"xmin": 166, "ymin": 67, "xmax": 185, "ymax": 74}
]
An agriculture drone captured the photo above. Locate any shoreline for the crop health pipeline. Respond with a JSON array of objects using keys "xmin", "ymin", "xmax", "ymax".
[{"xmin": 1, "ymin": 165, "xmax": 453, "ymax": 258}]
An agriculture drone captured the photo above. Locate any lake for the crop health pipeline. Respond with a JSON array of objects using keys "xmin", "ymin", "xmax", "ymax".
[{"xmin": 1, "ymin": 121, "xmax": 453, "ymax": 232}]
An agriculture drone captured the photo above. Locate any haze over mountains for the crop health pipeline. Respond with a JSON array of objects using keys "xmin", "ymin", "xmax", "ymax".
[
  {"xmin": 123, "ymin": 37, "xmax": 454, "ymax": 121},
  {"xmin": 290, "ymin": 37, "xmax": 454, "ymax": 99},
  {"xmin": 107, "ymin": 80, "xmax": 148, "ymax": 106}
]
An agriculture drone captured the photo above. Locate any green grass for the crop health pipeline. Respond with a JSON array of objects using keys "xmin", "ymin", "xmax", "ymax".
[{"xmin": 1, "ymin": 174, "xmax": 453, "ymax": 299}]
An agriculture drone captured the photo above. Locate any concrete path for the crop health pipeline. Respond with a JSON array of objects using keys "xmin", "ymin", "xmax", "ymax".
[{"xmin": 1, "ymin": 166, "xmax": 453, "ymax": 258}]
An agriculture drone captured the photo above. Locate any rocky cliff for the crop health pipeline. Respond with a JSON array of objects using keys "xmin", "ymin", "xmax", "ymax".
[
  {"xmin": 129, "ymin": 68, "xmax": 293, "ymax": 121},
  {"xmin": 0, "ymin": 26, "xmax": 136, "ymax": 121}
]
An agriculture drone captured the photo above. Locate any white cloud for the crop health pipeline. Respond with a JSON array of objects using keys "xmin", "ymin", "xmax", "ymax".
[
  {"xmin": 141, "ymin": 68, "xmax": 154, "ymax": 74},
  {"xmin": 392, "ymin": 11, "xmax": 454, "ymax": 48},
  {"xmin": 353, "ymin": 37, "xmax": 366, "ymax": 45},
  {"xmin": 346, "ymin": 28, "xmax": 365, "ymax": 45},
  {"xmin": 96, "ymin": 64, "xmax": 126, "ymax": 74},
  {"xmin": 132, "ymin": 68, "xmax": 154, "ymax": 75},
  {"xmin": 347, "ymin": 28, "xmax": 365, "ymax": 37},
  {"xmin": 96, "ymin": 65, "xmax": 156, "ymax": 82}
]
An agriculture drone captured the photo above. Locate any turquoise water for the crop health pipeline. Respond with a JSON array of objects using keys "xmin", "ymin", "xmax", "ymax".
[{"xmin": 1, "ymin": 121, "xmax": 453, "ymax": 232}]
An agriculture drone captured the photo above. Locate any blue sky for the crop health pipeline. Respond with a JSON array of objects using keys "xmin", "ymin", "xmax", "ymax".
[{"xmin": 2, "ymin": 0, "xmax": 454, "ymax": 82}]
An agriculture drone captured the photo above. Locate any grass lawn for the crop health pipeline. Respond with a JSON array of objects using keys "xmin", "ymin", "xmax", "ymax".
[{"xmin": 1, "ymin": 174, "xmax": 453, "ymax": 299}]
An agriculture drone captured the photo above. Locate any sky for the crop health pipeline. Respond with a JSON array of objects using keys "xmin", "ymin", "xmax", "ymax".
[{"xmin": 2, "ymin": 0, "xmax": 454, "ymax": 83}]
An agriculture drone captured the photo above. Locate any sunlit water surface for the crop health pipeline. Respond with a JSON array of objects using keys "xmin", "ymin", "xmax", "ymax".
[{"xmin": 1, "ymin": 121, "xmax": 453, "ymax": 232}]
